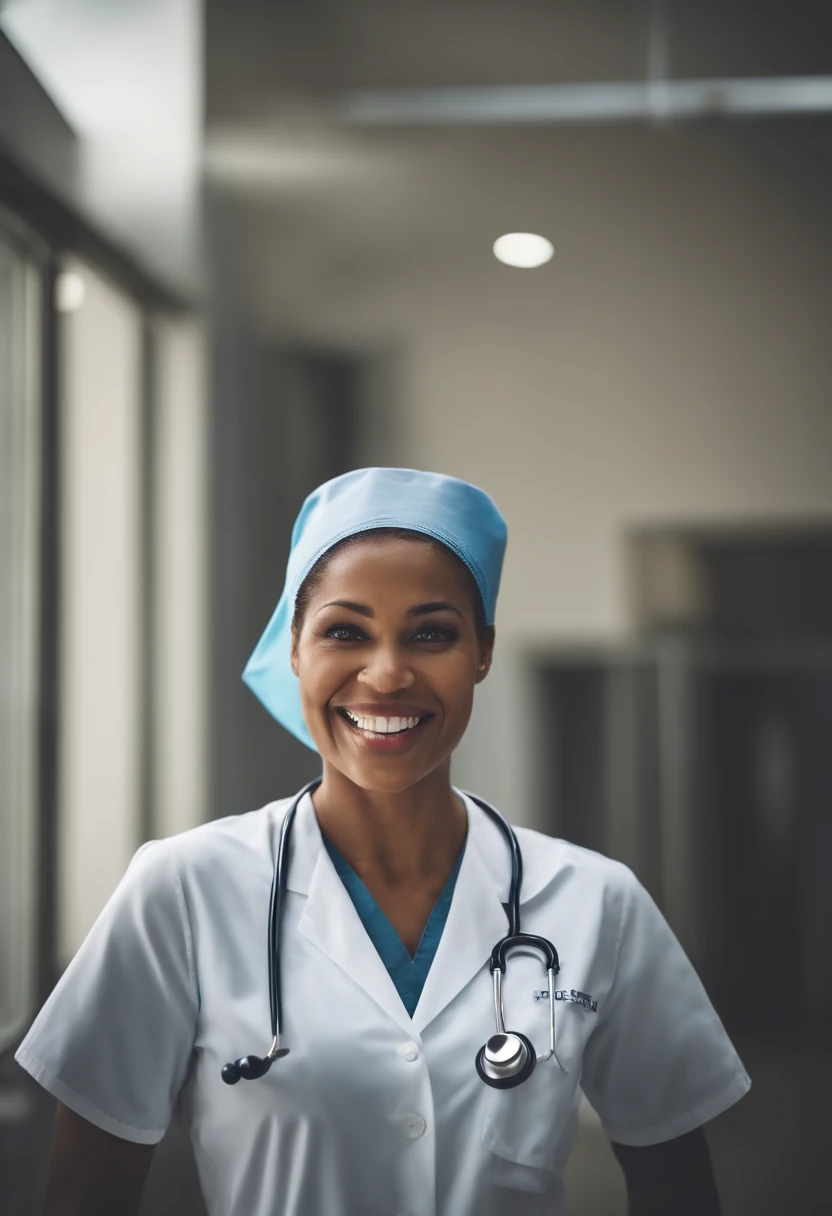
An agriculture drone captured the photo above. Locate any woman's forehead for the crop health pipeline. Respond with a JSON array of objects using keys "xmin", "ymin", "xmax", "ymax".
[{"xmin": 313, "ymin": 536, "xmax": 469, "ymax": 595}]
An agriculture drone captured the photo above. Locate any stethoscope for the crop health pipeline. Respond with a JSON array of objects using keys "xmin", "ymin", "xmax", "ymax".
[{"xmin": 222, "ymin": 776, "xmax": 579, "ymax": 1090}]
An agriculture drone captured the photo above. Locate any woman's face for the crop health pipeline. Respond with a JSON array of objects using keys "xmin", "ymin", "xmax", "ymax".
[{"xmin": 290, "ymin": 536, "xmax": 494, "ymax": 793}]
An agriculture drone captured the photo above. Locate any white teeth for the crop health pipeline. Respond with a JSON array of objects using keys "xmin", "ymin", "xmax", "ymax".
[{"xmin": 343, "ymin": 709, "xmax": 422, "ymax": 733}]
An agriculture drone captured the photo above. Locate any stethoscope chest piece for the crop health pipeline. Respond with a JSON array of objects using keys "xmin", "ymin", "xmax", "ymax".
[{"xmin": 475, "ymin": 1031, "xmax": 537, "ymax": 1088}]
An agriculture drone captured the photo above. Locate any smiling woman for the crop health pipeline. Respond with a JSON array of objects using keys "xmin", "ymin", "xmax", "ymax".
[
  {"xmin": 15, "ymin": 467, "xmax": 751, "ymax": 1216},
  {"xmin": 287, "ymin": 524, "xmax": 495, "ymax": 921}
]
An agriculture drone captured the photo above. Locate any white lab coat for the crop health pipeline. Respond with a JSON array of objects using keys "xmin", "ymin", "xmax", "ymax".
[{"xmin": 15, "ymin": 788, "xmax": 751, "ymax": 1216}]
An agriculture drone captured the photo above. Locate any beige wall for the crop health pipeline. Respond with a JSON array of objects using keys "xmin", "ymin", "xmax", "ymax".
[{"xmin": 245, "ymin": 124, "xmax": 832, "ymax": 640}]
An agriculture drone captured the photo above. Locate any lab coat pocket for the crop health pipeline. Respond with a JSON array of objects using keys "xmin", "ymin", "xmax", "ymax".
[
  {"xmin": 480, "ymin": 1002, "xmax": 587, "ymax": 1193},
  {"xmin": 481, "ymin": 1061, "xmax": 578, "ymax": 1193}
]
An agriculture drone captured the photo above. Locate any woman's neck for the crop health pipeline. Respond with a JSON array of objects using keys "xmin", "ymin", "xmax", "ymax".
[{"xmin": 310, "ymin": 763, "xmax": 468, "ymax": 886}]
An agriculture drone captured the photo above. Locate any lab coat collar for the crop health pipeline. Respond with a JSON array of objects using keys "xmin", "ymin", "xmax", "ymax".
[{"xmin": 280, "ymin": 787, "xmax": 555, "ymax": 1037}]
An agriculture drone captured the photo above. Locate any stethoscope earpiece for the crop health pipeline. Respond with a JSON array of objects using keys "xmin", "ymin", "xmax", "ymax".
[
  {"xmin": 222, "ymin": 1044, "xmax": 290, "ymax": 1085},
  {"xmin": 222, "ymin": 1055, "xmax": 271, "ymax": 1085},
  {"xmin": 221, "ymin": 1061, "xmax": 241, "ymax": 1085}
]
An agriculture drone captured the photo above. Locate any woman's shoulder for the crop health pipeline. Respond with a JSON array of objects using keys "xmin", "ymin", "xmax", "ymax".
[
  {"xmin": 509, "ymin": 820, "xmax": 637, "ymax": 908},
  {"xmin": 137, "ymin": 794, "xmax": 297, "ymax": 881}
]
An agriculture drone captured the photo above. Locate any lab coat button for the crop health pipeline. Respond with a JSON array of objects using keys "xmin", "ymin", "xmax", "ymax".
[
  {"xmin": 398, "ymin": 1041, "xmax": 419, "ymax": 1061},
  {"xmin": 402, "ymin": 1113, "xmax": 426, "ymax": 1139}
]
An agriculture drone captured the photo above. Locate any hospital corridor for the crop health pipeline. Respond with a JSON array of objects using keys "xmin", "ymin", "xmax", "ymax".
[{"xmin": 2, "ymin": 2, "xmax": 832, "ymax": 1214}]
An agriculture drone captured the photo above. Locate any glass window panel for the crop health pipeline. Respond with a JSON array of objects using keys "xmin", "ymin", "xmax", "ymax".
[{"xmin": 0, "ymin": 226, "xmax": 42, "ymax": 1054}]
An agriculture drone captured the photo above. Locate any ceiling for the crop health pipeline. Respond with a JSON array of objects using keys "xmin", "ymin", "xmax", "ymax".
[
  {"xmin": 202, "ymin": 0, "xmax": 832, "ymax": 336},
  {"xmin": 205, "ymin": 0, "xmax": 832, "ymax": 123}
]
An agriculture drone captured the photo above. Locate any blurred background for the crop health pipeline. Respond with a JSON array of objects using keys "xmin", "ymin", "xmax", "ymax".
[{"xmin": 1, "ymin": 1, "xmax": 831, "ymax": 1213}]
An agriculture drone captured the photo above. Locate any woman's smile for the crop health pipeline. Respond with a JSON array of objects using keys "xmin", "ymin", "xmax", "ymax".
[{"xmin": 335, "ymin": 704, "xmax": 435, "ymax": 751}]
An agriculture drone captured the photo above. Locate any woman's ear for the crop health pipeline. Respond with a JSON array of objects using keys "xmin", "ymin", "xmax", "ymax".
[
  {"xmin": 475, "ymin": 626, "xmax": 496, "ymax": 684},
  {"xmin": 290, "ymin": 631, "xmax": 299, "ymax": 677}
]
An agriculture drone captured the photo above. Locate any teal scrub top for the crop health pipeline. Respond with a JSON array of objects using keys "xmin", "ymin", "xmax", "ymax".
[{"xmin": 322, "ymin": 834, "xmax": 467, "ymax": 1018}]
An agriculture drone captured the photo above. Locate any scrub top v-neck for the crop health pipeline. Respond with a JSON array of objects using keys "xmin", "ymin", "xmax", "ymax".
[{"xmin": 322, "ymin": 833, "xmax": 467, "ymax": 1017}]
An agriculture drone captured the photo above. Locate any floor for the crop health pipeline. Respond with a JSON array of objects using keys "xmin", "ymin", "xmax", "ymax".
[{"xmin": 2, "ymin": 1030, "xmax": 829, "ymax": 1214}]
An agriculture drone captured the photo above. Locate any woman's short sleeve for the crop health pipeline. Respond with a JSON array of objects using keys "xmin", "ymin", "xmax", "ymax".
[
  {"xmin": 580, "ymin": 865, "xmax": 751, "ymax": 1147},
  {"xmin": 14, "ymin": 839, "xmax": 199, "ymax": 1144}
]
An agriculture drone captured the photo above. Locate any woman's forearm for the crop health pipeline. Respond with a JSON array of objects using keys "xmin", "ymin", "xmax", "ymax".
[
  {"xmin": 42, "ymin": 1102, "xmax": 155, "ymax": 1216},
  {"xmin": 612, "ymin": 1126, "xmax": 723, "ymax": 1216},
  {"xmin": 627, "ymin": 1176, "xmax": 722, "ymax": 1216}
]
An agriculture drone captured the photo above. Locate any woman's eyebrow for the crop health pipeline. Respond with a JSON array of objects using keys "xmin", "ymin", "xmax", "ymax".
[{"xmin": 316, "ymin": 599, "xmax": 463, "ymax": 619}]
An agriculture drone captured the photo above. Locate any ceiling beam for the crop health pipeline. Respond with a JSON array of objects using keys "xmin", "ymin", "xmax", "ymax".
[{"xmin": 336, "ymin": 76, "xmax": 832, "ymax": 125}]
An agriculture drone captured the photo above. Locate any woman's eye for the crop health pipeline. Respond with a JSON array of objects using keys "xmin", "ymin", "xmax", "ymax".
[
  {"xmin": 325, "ymin": 625, "xmax": 364, "ymax": 641},
  {"xmin": 323, "ymin": 624, "xmax": 457, "ymax": 643},
  {"xmin": 414, "ymin": 625, "xmax": 457, "ymax": 642}
]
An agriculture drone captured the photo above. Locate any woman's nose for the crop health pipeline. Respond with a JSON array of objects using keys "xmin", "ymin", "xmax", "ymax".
[{"xmin": 357, "ymin": 643, "xmax": 416, "ymax": 691}]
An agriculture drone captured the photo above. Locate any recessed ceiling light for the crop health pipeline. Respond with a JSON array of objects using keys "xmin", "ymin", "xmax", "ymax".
[
  {"xmin": 55, "ymin": 272, "xmax": 87, "ymax": 312},
  {"xmin": 493, "ymin": 232, "xmax": 554, "ymax": 268}
]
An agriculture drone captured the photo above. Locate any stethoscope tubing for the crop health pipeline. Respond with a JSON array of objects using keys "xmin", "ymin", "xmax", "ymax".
[{"xmin": 217, "ymin": 774, "xmax": 571, "ymax": 1084}]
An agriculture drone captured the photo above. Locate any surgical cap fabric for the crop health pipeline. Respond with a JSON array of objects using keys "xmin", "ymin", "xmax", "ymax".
[{"xmin": 242, "ymin": 467, "xmax": 508, "ymax": 752}]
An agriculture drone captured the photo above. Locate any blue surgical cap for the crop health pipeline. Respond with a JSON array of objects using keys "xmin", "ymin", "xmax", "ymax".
[{"xmin": 242, "ymin": 467, "xmax": 507, "ymax": 752}]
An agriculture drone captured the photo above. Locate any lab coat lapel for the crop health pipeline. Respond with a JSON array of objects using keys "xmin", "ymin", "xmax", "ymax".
[
  {"xmin": 292, "ymin": 794, "xmax": 416, "ymax": 1037},
  {"xmin": 410, "ymin": 793, "xmax": 511, "ymax": 1036}
]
